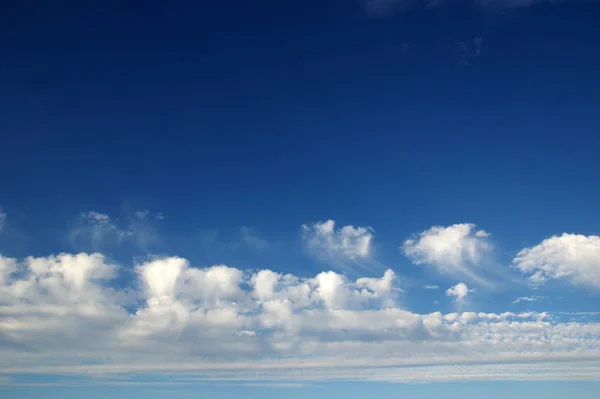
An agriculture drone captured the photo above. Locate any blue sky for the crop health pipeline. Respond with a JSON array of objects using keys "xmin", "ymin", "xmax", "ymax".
[{"xmin": 1, "ymin": 0, "xmax": 600, "ymax": 398}]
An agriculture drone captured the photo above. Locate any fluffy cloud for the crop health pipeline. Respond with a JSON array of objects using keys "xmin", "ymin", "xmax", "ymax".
[
  {"xmin": 446, "ymin": 283, "xmax": 473, "ymax": 301},
  {"xmin": 402, "ymin": 223, "xmax": 493, "ymax": 284},
  {"xmin": 513, "ymin": 233, "xmax": 600, "ymax": 288},
  {"xmin": 1, "ymin": 252, "xmax": 600, "ymax": 385},
  {"xmin": 302, "ymin": 220, "xmax": 374, "ymax": 263}
]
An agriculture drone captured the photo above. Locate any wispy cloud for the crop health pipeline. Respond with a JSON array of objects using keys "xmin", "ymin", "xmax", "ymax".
[
  {"xmin": 0, "ymin": 207, "xmax": 6, "ymax": 232},
  {"xmin": 403, "ymin": 223, "xmax": 495, "ymax": 285},
  {"xmin": 239, "ymin": 226, "xmax": 268, "ymax": 250},
  {"xmin": 512, "ymin": 296, "xmax": 544, "ymax": 304},
  {"xmin": 423, "ymin": 284, "xmax": 439, "ymax": 290},
  {"xmin": 364, "ymin": 0, "xmax": 561, "ymax": 16},
  {"xmin": 68, "ymin": 210, "xmax": 163, "ymax": 252},
  {"xmin": 302, "ymin": 220, "xmax": 381, "ymax": 274}
]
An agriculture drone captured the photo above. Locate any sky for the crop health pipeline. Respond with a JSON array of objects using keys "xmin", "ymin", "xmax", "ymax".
[{"xmin": 1, "ymin": 0, "xmax": 600, "ymax": 398}]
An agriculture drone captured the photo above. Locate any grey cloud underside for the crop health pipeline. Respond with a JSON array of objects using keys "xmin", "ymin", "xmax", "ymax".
[{"xmin": 1, "ymin": 253, "xmax": 599, "ymax": 383}]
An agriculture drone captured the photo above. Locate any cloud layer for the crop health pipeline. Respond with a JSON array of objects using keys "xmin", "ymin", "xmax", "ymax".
[{"xmin": 1, "ymin": 252, "xmax": 599, "ymax": 384}]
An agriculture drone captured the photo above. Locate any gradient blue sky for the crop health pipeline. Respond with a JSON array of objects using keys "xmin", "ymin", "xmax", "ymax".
[{"xmin": 1, "ymin": 1, "xmax": 600, "ymax": 398}]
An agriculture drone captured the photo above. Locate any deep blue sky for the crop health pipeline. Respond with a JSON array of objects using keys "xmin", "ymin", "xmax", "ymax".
[
  {"xmin": 1, "ymin": 1, "xmax": 600, "ymax": 397},
  {"xmin": 2, "ymin": 1, "xmax": 599, "ymax": 250}
]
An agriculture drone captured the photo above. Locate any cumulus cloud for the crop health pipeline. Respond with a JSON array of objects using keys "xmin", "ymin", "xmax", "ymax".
[
  {"xmin": 302, "ymin": 220, "xmax": 375, "ymax": 271},
  {"xmin": 513, "ymin": 233, "xmax": 600, "ymax": 289},
  {"xmin": 446, "ymin": 283, "xmax": 474, "ymax": 301},
  {"xmin": 1, "ymin": 252, "xmax": 600, "ymax": 385},
  {"xmin": 402, "ymin": 223, "xmax": 493, "ymax": 284}
]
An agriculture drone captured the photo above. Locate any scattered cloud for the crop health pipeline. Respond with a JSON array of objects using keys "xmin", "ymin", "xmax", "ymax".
[
  {"xmin": 423, "ymin": 285, "xmax": 439, "ymax": 290},
  {"xmin": 402, "ymin": 223, "xmax": 493, "ymax": 285},
  {"xmin": 446, "ymin": 282, "xmax": 474, "ymax": 301},
  {"xmin": 512, "ymin": 296, "xmax": 544, "ymax": 304},
  {"xmin": 513, "ymin": 233, "xmax": 600, "ymax": 289},
  {"xmin": 302, "ymin": 220, "xmax": 375, "ymax": 272},
  {"xmin": 1, "ymin": 251, "xmax": 599, "ymax": 384}
]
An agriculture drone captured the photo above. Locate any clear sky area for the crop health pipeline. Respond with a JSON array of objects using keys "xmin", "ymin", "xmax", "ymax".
[{"xmin": 1, "ymin": 1, "xmax": 600, "ymax": 398}]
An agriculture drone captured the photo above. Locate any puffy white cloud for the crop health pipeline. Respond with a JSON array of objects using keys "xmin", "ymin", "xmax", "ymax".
[
  {"xmin": 251, "ymin": 269, "xmax": 281, "ymax": 301},
  {"xmin": 446, "ymin": 283, "xmax": 473, "ymax": 301},
  {"xmin": 403, "ymin": 223, "xmax": 493, "ymax": 284},
  {"xmin": 302, "ymin": 220, "xmax": 373, "ymax": 262},
  {"xmin": 513, "ymin": 233, "xmax": 600, "ymax": 288},
  {"xmin": 1, "ymin": 252, "xmax": 600, "ymax": 385}
]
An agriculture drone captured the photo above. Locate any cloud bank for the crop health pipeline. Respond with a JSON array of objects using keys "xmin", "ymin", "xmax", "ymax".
[{"xmin": 1, "ymin": 252, "xmax": 599, "ymax": 384}]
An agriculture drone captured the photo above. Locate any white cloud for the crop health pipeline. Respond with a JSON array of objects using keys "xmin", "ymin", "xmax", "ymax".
[
  {"xmin": 0, "ymin": 207, "xmax": 6, "ymax": 232},
  {"xmin": 446, "ymin": 283, "xmax": 473, "ymax": 301},
  {"xmin": 423, "ymin": 285, "xmax": 439, "ymax": 290},
  {"xmin": 513, "ymin": 296, "xmax": 544, "ymax": 304},
  {"xmin": 513, "ymin": 233, "xmax": 600, "ymax": 289},
  {"xmin": 302, "ymin": 220, "xmax": 374, "ymax": 265},
  {"xmin": 403, "ymin": 223, "xmax": 493, "ymax": 284},
  {"xmin": 1, "ymin": 252, "xmax": 600, "ymax": 384}
]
